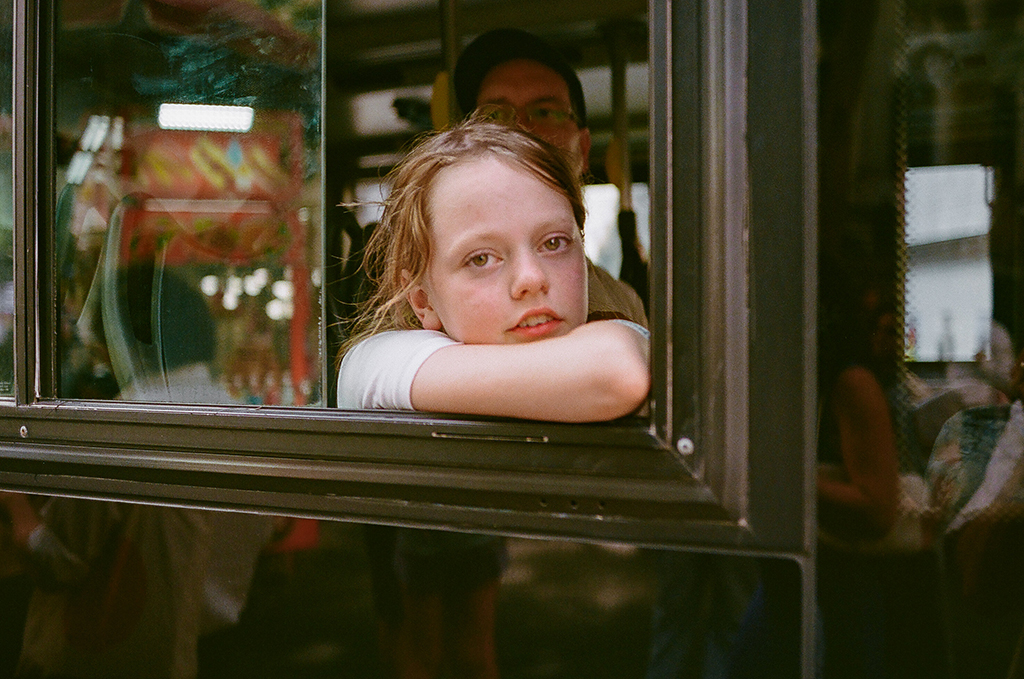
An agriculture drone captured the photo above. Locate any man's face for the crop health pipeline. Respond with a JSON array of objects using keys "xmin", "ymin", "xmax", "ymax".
[{"xmin": 475, "ymin": 59, "xmax": 592, "ymax": 176}]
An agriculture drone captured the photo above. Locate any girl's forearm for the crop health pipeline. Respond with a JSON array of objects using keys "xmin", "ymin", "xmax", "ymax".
[{"xmin": 411, "ymin": 321, "xmax": 650, "ymax": 421}]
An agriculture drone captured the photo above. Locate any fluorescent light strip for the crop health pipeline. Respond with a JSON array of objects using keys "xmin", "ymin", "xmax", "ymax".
[
  {"xmin": 158, "ymin": 103, "xmax": 255, "ymax": 132},
  {"xmin": 65, "ymin": 151, "xmax": 94, "ymax": 184},
  {"xmin": 80, "ymin": 115, "xmax": 110, "ymax": 152}
]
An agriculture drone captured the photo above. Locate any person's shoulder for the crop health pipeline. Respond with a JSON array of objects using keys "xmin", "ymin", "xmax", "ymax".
[
  {"xmin": 348, "ymin": 329, "xmax": 450, "ymax": 353},
  {"xmin": 586, "ymin": 259, "xmax": 648, "ymax": 327},
  {"xmin": 337, "ymin": 329, "xmax": 458, "ymax": 410},
  {"xmin": 341, "ymin": 329, "xmax": 456, "ymax": 374},
  {"xmin": 832, "ymin": 365, "xmax": 889, "ymax": 411},
  {"xmin": 834, "ymin": 364, "xmax": 879, "ymax": 388}
]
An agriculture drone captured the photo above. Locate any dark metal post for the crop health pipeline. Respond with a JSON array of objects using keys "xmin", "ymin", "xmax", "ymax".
[{"xmin": 439, "ymin": 0, "xmax": 460, "ymax": 125}]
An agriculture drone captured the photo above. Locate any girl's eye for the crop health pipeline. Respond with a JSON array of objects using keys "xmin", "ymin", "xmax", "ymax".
[
  {"xmin": 468, "ymin": 253, "xmax": 491, "ymax": 267},
  {"xmin": 542, "ymin": 236, "xmax": 567, "ymax": 251}
]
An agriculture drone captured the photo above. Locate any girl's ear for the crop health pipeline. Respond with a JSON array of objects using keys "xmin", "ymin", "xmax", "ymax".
[{"xmin": 403, "ymin": 270, "xmax": 442, "ymax": 331}]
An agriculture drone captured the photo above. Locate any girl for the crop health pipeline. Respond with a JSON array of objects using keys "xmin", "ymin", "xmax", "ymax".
[
  {"xmin": 337, "ymin": 119, "xmax": 650, "ymax": 421},
  {"xmin": 337, "ymin": 120, "xmax": 650, "ymax": 679}
]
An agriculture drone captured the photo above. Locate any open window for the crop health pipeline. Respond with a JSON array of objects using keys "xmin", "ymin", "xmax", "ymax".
[{"xmin": 0, "ymin": 0, "xmax": 815, "ymax": 562}]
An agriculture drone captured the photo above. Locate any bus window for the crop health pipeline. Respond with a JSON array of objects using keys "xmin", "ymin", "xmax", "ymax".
[
  {"xmin": 905, "ymin": 164, "xmax": 994, "ymax": 365},
  {"xmin": 3, "ymin": 0, "xmax": 816, "ymax": 562},
  {"xmin": 0, "ymin": 0, "xmax": 868, "ymax": 672},
  {"xmin": 54, "ymin": 1, "xmax": 322, "ymax": 406}
]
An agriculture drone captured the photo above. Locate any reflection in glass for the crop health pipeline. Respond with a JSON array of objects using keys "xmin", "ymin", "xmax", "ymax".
[
  {"xmin": 820, "ymin": 0, "xmax": 1024, "ymax": 677},
  {"xmin": 0, "ymin": 492, "xmax": 277, "ymax": 678},
  {"xmin": 905, "ymin": 165, "xmax": 993, "ymax": 362},
  {"xmin": 1, "ymin": 498, "xmax": 678, "ymax": 678},
  {"xmin": 55, "ymin": 0, "xmax": 322, "ymax": 405}
]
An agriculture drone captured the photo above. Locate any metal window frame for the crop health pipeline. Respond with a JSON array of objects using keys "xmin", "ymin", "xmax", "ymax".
[{"xmin": 1, "ymin": 0, "xmax": 815, "ymax": 567}]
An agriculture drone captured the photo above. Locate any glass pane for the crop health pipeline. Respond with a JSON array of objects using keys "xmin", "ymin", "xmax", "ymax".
[
  {"xmin": 0, "ymin": 0, "xmax": 11, "ymax": 395},
  {"xmin": 905, "ymin": 164, "xmax": 994, "ymax": 363},
  {"xmin": 819, "ymin": 0, "xmax": 1024, "ymax": 676},
  {"xmin": 5, "ymin": 493, "xmax": 758, "ymax": 679},
  {"xmin": 55, "ymin": 0, "xmax": 323, "ymax": 405}
]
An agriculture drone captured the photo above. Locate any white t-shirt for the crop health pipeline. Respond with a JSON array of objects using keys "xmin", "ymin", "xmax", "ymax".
[
  {"xmin": 336, "ymin": 321, "xmax": 649, "ymax": 412},
  {"xmin": 337, "ymin": 330, "xmax": 457, "ymax": 410}
]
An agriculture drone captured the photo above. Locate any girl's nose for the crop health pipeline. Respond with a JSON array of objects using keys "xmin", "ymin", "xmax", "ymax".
[{"xmin": 511, "ymin": 254, "xmax": 548, "ymax": 299}]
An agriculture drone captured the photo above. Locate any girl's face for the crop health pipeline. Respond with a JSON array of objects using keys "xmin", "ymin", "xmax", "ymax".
[{"xmin": 407, "ymin": 156, "xmax": 587, "ymax": 345}]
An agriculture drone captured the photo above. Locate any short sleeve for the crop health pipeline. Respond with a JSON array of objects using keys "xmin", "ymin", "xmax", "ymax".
[
  {"xmin": 337, "ymin": 330, "xmax": 459, "ymax": 410},
  {"xmin": 609, "ymin": 318, "xmax": 650, "ymax": 340}
]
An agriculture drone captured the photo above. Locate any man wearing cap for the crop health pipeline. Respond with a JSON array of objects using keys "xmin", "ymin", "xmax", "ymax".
[{"xmin": 453, "ymin": 28, "xmax": 648, "ymax": 328}]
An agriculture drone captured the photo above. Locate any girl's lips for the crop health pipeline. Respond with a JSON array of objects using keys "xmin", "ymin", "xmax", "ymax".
[
  {"xmin": 516, "ymin": 312, "xmax": 556, "ymax": 328},
  {"xmin": 509, "ymin": 319, "xmax": 561, "ymax": 339},
  {"xmin": 509, "ymin": 311, "xmax": 563, "ymax": 339}
]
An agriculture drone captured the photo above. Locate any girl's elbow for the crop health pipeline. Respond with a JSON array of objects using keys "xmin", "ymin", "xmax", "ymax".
[
  {"xmin": 598, "ymin": 364, "xmax": 651, "ymax": 420},
  {"xmin": 570, "ymin": 325, "xmax": 650, "ymax": 421},
  {"xmin": 612, "ymin": 339, "xmax": 651, "ymax": 415},
  {"xmin": 623, "ymin": 367, "xmax": 652, "ymax": 413}
]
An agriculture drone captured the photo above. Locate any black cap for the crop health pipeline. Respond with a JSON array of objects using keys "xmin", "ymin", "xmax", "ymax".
[{"xmin": 453, "ymin": 28, "xmax": 587, "ymax": 127}]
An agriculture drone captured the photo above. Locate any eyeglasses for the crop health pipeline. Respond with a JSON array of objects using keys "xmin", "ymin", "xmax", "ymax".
[{"xmin": 476, "ymin": 103, "xmax": 580, "ymax": 129}]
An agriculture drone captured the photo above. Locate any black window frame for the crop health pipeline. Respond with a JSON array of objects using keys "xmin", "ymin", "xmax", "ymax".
[{"xmin": 1, "ymin": 0, "xmax": 815, "ymax": 575}]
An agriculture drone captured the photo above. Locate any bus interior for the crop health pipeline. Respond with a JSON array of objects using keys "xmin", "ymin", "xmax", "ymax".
[{"xmin": 0, "ymin": 0, "xmax": 1023, "ymax": 677}]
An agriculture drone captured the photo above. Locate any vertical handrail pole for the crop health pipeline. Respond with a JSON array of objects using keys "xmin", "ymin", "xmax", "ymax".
[
  {"xmin": 609, "ymin": 27, "xmax": 633, "ymax": 211},
  {"xmin": 439, "ymin": 0, "xmax": 460, "ymax": 124}
]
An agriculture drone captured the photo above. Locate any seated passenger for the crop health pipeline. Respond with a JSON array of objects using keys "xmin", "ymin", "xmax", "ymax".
[{"xmin": 928, "ymin": 348, "xmax": 1024, "ymax": 616}]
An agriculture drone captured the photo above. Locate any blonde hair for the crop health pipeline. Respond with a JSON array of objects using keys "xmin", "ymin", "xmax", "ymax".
[{"xmin": 340, "ymin": 119, "xmax": 586, "ymax": 357}]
